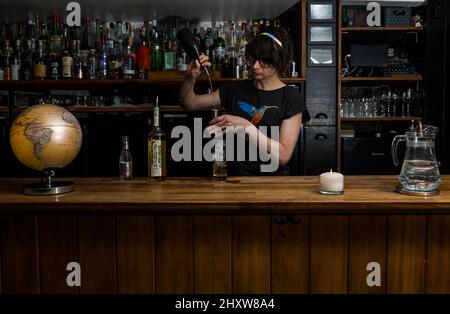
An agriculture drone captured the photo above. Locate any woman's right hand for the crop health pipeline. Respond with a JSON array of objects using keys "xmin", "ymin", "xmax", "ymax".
[{"xmin": 186, "ymin": 54, "xmax": 211, "ymax": 79}]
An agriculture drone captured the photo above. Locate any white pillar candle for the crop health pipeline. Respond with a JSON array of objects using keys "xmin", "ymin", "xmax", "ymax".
[{"xmin": 319, "ymin": 169, "xmax": 344, "ymax": 194}]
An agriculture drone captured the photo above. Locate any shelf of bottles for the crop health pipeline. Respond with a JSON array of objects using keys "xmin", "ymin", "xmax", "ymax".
[{"xmin": 0, "ymin": 15, "xmax": 302, "ymax": 85}]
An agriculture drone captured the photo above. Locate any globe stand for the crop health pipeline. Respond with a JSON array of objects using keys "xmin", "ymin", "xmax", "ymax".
[{"xmin": 23, "ymin": 170, "xmax": 75, "ymax": 196}]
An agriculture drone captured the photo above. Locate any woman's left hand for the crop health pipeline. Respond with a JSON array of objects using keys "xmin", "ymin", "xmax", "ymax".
[{"xmin": 208, "ymin": 114, "xmax": 252, "ymax": 132}]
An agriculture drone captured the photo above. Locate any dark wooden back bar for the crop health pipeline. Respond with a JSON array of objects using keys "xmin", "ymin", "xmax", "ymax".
[{"xmin": 0, "ymin": 176, "xmax": 449, "ymax": 293}]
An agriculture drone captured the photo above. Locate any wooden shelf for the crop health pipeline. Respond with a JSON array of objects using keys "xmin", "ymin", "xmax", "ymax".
[
  {"xmin": 341, "ymin": 74, "xmax": 423, "ymax": 82},
  {"xmin": 341, "ymin": 116, "xmax": 422, "ymax": 122},
  {"xmin": 0, "ymin": 73, "xmax": 305, "ymax": 89},
  {"xmin": 12, "ymin": 105, "xmax": 189, "ymax": 113},
  {"xmin": 342, "ymin": 26, "xmax": 424, "ymax": 32},
  {"xmin": 0, "ymin": 106, "xmax": 8, "ymax": 113}
]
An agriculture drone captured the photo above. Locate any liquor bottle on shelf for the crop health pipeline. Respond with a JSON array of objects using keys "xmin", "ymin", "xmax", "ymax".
[
  {"xmin": 148, "ymin": 96, "xmax": 167, "ymax": 181},
  {"xmin": 150, "ymin": 29, "xmax": 162, "ymax": 72},
  {"xmin": 212, "ymin": 109, "xmax": 227, "ymax": 180},
  {"xmin": 11, "ymin": 39, "xmax": 22, "ymax": 80},
  {"xmin": 119, "ymin": 135, "xmax": 133, "ymax": 181},
  {"xmin": 86, "ymin": 48, "xmax": 97, "ymax": 79},
  {"xmin": 73, "ymin": 40, "xmax": 85, "ymax": 79},
  {"xmin": 205, "ymin": 27, "xmax": 214, "ymax": 58},
  {"xmin": 97, "ymin": 44, "xmax": 108, "ymax": 79},
  {"xmin": 2, "ymin": 40, "xmax": 13, "ymax": 80},
  {"xmin": 122, "ymin": 36, "xmax": 136, "ymax": 79},
  {"xmin": 109, "ymin": 42, "xmax": 122, "ymax": 79},
  {"xmin": 33, "ymin": 39, "xmax": 47, "ymax": 80},
  {"xmin": 213, "ymin": 24, "xmax": 226, "ymax": 72},
  {"xmin": 163, "ymin": 39, "xmax": 175, "ymax": 71},
  {"xmin": 49, "ymin": 51, "xmax": 61, "ymax": 80},
  {"xmin": 50, "ymin": 15, "xmax": 62, "ymax": 55},
  {"xmin": 135, "ymin": 26, "xmax": 150, "ymax": 79},
  {"xmin": 22, "ymin": 40, "xmax": 33, "ymax": 80}
]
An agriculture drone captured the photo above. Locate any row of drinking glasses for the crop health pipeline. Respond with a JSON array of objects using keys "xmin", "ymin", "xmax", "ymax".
[{"xmin": 341, "ymin": 87, "xmax": 418, "ymax": 118}]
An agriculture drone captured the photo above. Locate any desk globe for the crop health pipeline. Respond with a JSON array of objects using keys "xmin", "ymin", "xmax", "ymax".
[{"xmin": 9, "ymin": 104, "xmax": 83, "ymax": 195}]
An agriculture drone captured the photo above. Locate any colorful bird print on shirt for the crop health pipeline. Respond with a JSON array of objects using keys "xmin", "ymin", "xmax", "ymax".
[{"xmin": 237, "ymin": 101, "xmax": 278, "ymax": 125}]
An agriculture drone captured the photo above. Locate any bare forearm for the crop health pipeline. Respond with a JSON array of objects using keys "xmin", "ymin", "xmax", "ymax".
[
  {"xmin": 179, "ymin": 76, "xmax": 197, "ymax": 110},
  {"xmin": 245, "ymin": 125, "xmax": 291, "ymax": 166}
]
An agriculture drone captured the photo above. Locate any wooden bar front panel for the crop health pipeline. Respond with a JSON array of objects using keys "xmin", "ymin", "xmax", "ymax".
[
  {"xmin": 0, "ymin": 214, "xmax": 448, "ymax": 293},
  {"xmin": 426, "ymin": 215, "xmax": 450, "ymax": 293},
  {"xmin": 271, "ymin": 215, "xmax": 309, "ymax": 293},
  {"xmin": 38, "ymin": 216, "xmax": 78, "ymax": 293},
  {"xmin": 1, "ymin": 216, "xmax": 39, "ymax": 293},
  {"xmin": 194, "ymin": 216, "xmax": 231, "ymax": 293},
  {"xmin": 116, "ymin": 216, "xmax": 154, "ymax": 293},
  {"xmin": 387, "ymin": 215, "xmax": 426, "ymax": 293},
  {"xmin": 310, "ymin": 216, "xmax": 348, "ymax": 293},
  {"xmin": 155, "ymin": 216, "xmax": 193, "ymax": 293},
  {"xmin": 348, "ymin": 216, "xmax": 387, "ymax": 293},
  {"xmin": 78, "ymin": 216, "xmax": 117, "ymax": 293},
  {"xmin": 232, "ymin": 216, "xmax": 271, "ymax": 293}
]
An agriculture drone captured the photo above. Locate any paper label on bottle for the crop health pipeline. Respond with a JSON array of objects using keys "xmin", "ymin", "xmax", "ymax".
[
  {"xmin": 151, "ymin": 139, "xmax": 162, "ymax": 177},
  {"xmin": 33, "ymin": 64, "xmax": 47, "ymax": 78},
  {"xmin": 62, "ymin": 56, "xmax": 73, "ymax": 77},
  {"xmin": 50, "ymin": 61, "xmax": 60, "ymax": 79}
]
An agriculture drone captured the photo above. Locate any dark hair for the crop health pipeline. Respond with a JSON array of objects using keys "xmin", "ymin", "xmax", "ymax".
[{"xmin": 245, "ymin": 26, "xmax": 295, "ymax": 73}]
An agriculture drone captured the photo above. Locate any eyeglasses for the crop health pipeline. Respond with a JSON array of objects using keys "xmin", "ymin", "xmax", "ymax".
[{"xmin": 247, "ymin": 57, "xmax": 270, "ymax": 68}]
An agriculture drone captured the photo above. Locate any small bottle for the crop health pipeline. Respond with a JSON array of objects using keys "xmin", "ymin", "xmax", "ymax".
[
  {"xmin": 212, "ymin": 109, "xmax": 227, "ymax": 180},
  {"xmin": 148, "ymin": 96, "xmax": 167, "ymax": 181},
  {"xmin": 119, "ymin": 136, "xmax": 133, "ymax": 181}
]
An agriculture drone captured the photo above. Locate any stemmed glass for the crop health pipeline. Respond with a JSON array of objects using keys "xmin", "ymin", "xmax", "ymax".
[{"xmin": 405, "ymin": 87, "xmax": 416, "ymax": 117}]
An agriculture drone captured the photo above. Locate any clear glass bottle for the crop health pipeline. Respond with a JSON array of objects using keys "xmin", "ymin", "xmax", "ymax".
[
  {"xmin": 122, "ymin": 37, "xmax": 136, "ymax": 79},
  {"xmin": 148, "ymin": 96, "xmax": 167, "ymax": 181},
  {"xmin": 119, "ymin": 136, "xmax": 133, "ymax": 181},
  {"xmin": 212, "ymin": 109, "xmax": 227, "ymax": 180}
]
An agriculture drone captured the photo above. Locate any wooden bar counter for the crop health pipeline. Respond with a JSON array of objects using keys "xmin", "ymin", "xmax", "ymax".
[{"xmin": 0, "ymin": 176, "xmax": 449, "ymax": 294}]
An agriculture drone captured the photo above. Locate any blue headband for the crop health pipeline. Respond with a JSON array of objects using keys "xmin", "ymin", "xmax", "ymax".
[{"xmin": 260, "ymin": 32, "xmax": 283, "ymax": 48}]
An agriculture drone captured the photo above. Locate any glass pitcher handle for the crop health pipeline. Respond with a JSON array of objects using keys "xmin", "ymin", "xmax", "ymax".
[{"xmin": 391, "ymin": 135, "xmax": 406, "ymax": 166}]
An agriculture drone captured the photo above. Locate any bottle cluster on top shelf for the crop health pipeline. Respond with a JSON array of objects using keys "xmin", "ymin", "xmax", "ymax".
[{"xmin": 0, "ymin": 15, "xmax": 297, "ymax": 81}]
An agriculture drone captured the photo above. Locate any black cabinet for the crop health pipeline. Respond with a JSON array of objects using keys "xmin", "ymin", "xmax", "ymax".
[
  {"xmin": 302, "ymin": 126, "xmax": 336, "ymax": 174},
  {"xmin": 341, "ymin": 136, "xmax": 405, "ymax": 175}
]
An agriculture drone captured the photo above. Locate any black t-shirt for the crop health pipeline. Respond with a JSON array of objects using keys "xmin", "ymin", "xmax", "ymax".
[{"xmin": 219, "ymin": 80, "xmax": 309, "ymax": 176}]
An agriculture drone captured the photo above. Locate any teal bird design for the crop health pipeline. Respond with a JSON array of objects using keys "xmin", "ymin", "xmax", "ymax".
[{"xmin": 237, "ymin": 101, "xmax": 278, "ymax": 125}]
